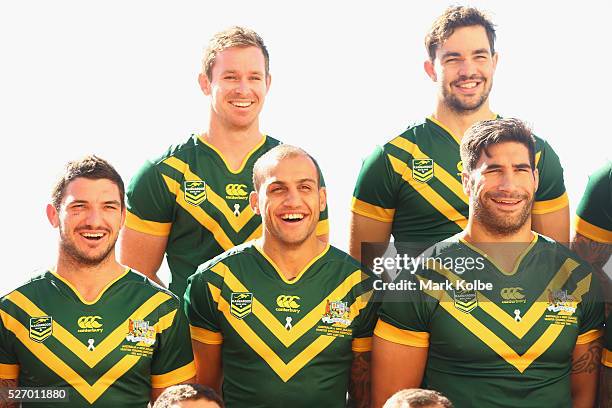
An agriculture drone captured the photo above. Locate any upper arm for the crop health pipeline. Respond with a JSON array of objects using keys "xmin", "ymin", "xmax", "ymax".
[
  {"xmin": 371, "ymin": 334, "xmax": 428, "ymax": 408},
  {"xmin": 349, "ymin": 213, "xmax": 392, "ymax": 265},
  {"xmin": 118, "ymin": 226, "xmax": 168, "ymax": 280},
  {"xmin": 192, "ymin": 340, "xmax": 223, "ymax": 393},
  {"xmin": 348, "ymin": 351, "xmax": 371, "ymax": 408},
  {"xmin": 0, "ymin": 378, "xmax": 19, "ymax": 408},
  {"xmin": 571, "ymin": 338, "xmax": 603, "ymax": 408},
  {"xmin": 531, "ymin": 206, "xmax": 569, "ymax": 243}
]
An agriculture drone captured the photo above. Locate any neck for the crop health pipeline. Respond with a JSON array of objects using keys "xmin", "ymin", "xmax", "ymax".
[
  {"xmin": 203, "ymin": 118, "xmax": 264, "ymax": 171},
  {"xmin": 462, "ymin": 219, "xmax": 535, "ymax": 273},
  {"xmin": 432, "ymin": 101, "xmax": 495, "ymax": 140},
  {"xmin": 55, "ymin": 251, "xmax": 125, "ymax": 302},
  {"xmin": 258, "ymin": 236, "xmax": 326, "ymax": 281}
]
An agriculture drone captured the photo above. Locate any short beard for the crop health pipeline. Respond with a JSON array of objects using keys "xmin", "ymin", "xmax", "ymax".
[
  {"xmin": 473, "ymin": 193, "xmax": 533, "ymax": 237},
  {"xmin": 443, "ymin": 77, "xmax": 491, "ymax": 114},
  {"xmin": 59, "ymin": 229, "xmax": 115, "ymax": 266}
]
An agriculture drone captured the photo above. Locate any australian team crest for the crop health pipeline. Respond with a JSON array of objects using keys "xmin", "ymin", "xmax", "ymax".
[
  {"xmin": 29, "ymin": 316, "xmax": 53, "ymax": 343},
  {"xmin": 230, "ymin": 292, "xmax": 253, "ymax": 319},
  {"xmin": 453, "ymin": 289, "xmax": 478, "ymax": 313},
  {"xmin": 184, "ymin": 180, "xmax": 207, "ymax": 206},
  {"xmin": 412, "ymin": 159, "xmax": 434, "ymax": 182},
  {"xmin": 321, "ymin": 300, "xmax": 352, "ymax": 326}
]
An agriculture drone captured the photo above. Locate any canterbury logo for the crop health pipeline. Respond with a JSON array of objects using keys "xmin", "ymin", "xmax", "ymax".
[
  {"xmin": 77, "ymin": 316, "xmax": 103, "ymax": 329},
  {"xmin": 226, "ymin": 184, "xmax": 248, "ymax": 197},
  {"xmin": 276, "ymin": 295, "xmax": 300, "ymax": 309},
  {"xmin": 500, "ymin": 287, "xmax": 525, "ymax": 300}
]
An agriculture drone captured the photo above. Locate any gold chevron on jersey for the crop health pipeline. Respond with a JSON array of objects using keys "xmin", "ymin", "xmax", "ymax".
[
  {"xmin": 390, "ymin": 136, "xmax": 467, "ymax": 203},
  {"xmin": 207, "ymin": 283, "xmax": 371, "ymax": 382},
  {"xmin": 387, "ymin": 154, "xmax": 468, "ymax": 229},
  {"xmin": 426, "ymin": 257, "xmax": 580, "ymax": 339},
  {"xmin": 162, "ymin": 156, "xmax": 256, "ymax": 231},
  {"xmin": 209, "ymin": 262, "xmax": 369, "ymax": 347},
  {"xmin": 0, "ymin": 291, "xmax": 175, "ymax": 403},
  {"xmin": 418, "ymin": 265, "xmax": 592, "ymax": 373}
]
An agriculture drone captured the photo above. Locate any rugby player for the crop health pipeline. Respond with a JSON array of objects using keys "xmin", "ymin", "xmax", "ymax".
[
  {"xmin": 350, "ymin": 6, "xmax": 569, "ymax": 264},
  {"xmin": 184, "ymin": 145, "xmax": 377, "ymax": 408},
  {"xmin": 371, "ymin": 119, "xmax": 603, "ymax": 407},
  {"xmin": 119, "ymin": 27, "xmax": 328, "ymax": 298},
  {"xmin": 0, "ymin": 156, "xmax": 195, "ymax": 407}
]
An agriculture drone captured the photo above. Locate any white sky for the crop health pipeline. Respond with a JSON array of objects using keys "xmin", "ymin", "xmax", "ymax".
[{"xmin": 0, "ymin": 0, "xmax": 610, "ymax": 294}]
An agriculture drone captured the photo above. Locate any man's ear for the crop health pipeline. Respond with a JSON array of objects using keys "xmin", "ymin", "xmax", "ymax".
[
  {"xmin": 46, "ymin": 204, "xmax": 59, "ymax": 228},
  {"xmin": 319, "ymin": 187, "xmax": 327, "ymax": 212},
  {"xmin": 249, "ymin": 191, "xmax": 260, "ymax": 215},
  {"xmin": 533, "ymin": 168, "xmax": 539, "ymax": 192},
  {"xmin": 461, "ymin": 171, "xmax": 472, "ymax": 196},
  {"xmin": 424, "ymin": 59, "xmax": 437, "ymax": 82},
  {"xmin": 198, "ymin": 73, "xmax": 211, "ymax": 96}
]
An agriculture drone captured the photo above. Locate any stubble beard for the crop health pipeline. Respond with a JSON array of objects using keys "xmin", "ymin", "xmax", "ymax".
[
  {"xmin": 473, "ymin": 192, "xmax": 534, "ymax": 237},
  {"xmin": 59, "ymin": 227, "xmax": 116, "ymax": 267},
  {"xmin": 443, "ymin": 77, "xmax": 492, "ymax": 115}
]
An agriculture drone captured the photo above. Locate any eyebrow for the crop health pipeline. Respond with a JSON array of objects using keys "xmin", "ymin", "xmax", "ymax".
[
  {"xmin": 441, "ymin": 48, "xmax": 491, "ymax": 59},
  {"xmin": 68, "ymin": 200, "xmax": 121, "ymax": 206},
  {"xmin": 221, "ymin": 70, "xmax": 264, "ymax": 75},
  {"xmin": 269, "ymin": 178, "xmax": 317, "ymax": 186},
  {"xmin": 484, "ymin": 163, "xmax": 532, "ymax": 170}
]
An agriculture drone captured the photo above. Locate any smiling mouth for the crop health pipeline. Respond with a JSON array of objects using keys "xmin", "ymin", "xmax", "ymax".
[
  {"xmin": 280, "ymin": 213, "xmax": 305, "ymax": 223},
  {"xmin": 490, "ymin": 197, "xmax": 522, "ymax": 206},
  {"xmin": 230, "ymin": 101, "xmax": 254, "ymax": 108},
  {"xmin": 79, "ymin": 232, "xmax": 106, "ymax": 241}
]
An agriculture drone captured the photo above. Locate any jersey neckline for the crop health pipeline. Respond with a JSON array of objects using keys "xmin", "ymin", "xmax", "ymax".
[
  {"xmin": 427, "ymin": 114, "xmax": 499, "ymax": 145},
  {"xmin": 254, "ymin": 244, "xmax": 331, "ymax": 285},
  {"xmin": 50, "ymin": 267, "xmax": 131, "ymax": 305},
  {"xmin": 198, "ymin": 133, "xmax": 267, "ymax": 174},
  {"xmin": 459, "ymin": 233, "xmax": 538, "ymax": 276}
]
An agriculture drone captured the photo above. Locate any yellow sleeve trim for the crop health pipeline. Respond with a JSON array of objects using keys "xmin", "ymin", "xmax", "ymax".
[
  {"xmin": 190, "ymin": 325, "xmax": 223, "ymax": 345},
  {"xmin": 352, "ymin": 337, "xmax": 373, "ymax": 352},
  {"xmin": 316, "ymin": 219, "xmax": 329, "ymax": 236},
  {"xmin": 373, "ymin": 319, "xmax": 429, "ymax": 347},
  {"xmin": 603, "ymin": 348, "xmax": 612, "ymax": 367},
  {"xmin": 576, "ymin": 328, "xmax": 604, "ymax": 345},
  {"xmin": 532, "ymin": 192, "xmax": 569, "ymax": 215},
  {"xmin": 0, "ymin": 363, "xmax": 19, "ymax": 379},
  {"xmin": 151, "ymin": 361, "xmax": 196, "ymax": 388},
  {"xmin": 350, "ymin": 197, "xmax": 395, "ymax": 223},
  {"xmin": 125, "ymin": 211, "xmax": 172, "ymax": 237},
  {"xmin": 574, "ymin": 215, "xmax": 612, "ymax": 243}
]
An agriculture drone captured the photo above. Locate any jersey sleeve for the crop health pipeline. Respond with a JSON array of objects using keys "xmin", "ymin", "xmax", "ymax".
[
  {"xmin": 374, "ymin": 270, "xmax": 432, "ymax": 348},
  {"xmin": 150, "ymin": 299, "xmax": 196, "ymax": 388},
  {"xmin": 125, "ymin": 159, "xmax": 175, "ymax": 237},
  {"xmin": 183, "ymin": 268, "xmax": 223, "ymax": 345},
  {"xmin": 575, "ymin": 163, "xmax": 612, "ymax": 243},
  {"xmin": 532, "ymin": 139, "xmax": 569, "ymax": 215},
  {"xmin": 351, "ymin": 146, "xmax": 398, "ymax": 223},
  {"xmin": 575, "ymin": 267, "xmax": 604, "ymax": 344},
  {"xmin": 0, "ymin": 301, "xmax": 19, "ymax": 380},
  {"xmin": 350, "ymin": 272, "xmax": 381, "ymax": 352}
]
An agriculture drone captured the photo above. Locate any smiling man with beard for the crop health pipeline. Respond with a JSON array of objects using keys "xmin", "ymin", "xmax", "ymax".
[
  {"xmin": 371, "ymin": 119, "xmax": 604, "ymax": 408},
  {"xmin": 184, "ymin": 145, "xmax": 378, "ymax": 408},
  {"xmin": 0, "ymin": 156, "xmax": 195, "ymax": 407},
  {"xmin": 350, "ymin": 6, "xmax": 569, "ymax": 265}
]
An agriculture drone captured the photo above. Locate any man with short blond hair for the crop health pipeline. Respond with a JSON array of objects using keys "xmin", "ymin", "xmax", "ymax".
[{"xmin": 120, "ymin": 27, "xmax": 328, "ymax": 298}]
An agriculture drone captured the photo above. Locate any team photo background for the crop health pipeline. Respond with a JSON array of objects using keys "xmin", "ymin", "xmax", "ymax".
[{"xmin": 1, "ymin": 0, "xmax": 610, "ymax": 294}]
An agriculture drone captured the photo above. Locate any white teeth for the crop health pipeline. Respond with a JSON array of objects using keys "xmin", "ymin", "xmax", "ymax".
[
  {"xmin": 458, "ymin": 82, "xmax": 477, "ymax": 88},
  {"xmin": 82, "ymin": 233, "xmax": 104, "ymax": 238},
  {"xmin": 232, "ymin": 101, "xmax": 252, "ymax": 107},
  {"xmin": 281, "ymin": 214, "xmax": 304, "ymax": 220}
]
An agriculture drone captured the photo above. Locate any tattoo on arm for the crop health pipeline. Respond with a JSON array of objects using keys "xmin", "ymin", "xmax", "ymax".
[
  {"xmin": 571, "ymin": 234, "xmax": 612, "ymax": 307},
  {"xmin": 572, "ymin": 340, "xmax": 603, "ymax": 375},
  {"xmin": 348, "ymin": 351, "xmax": 371, "ymax": 408},
  {"xmin": 0, "ymin": 379, "xmax": 18, "ymax": 408}
]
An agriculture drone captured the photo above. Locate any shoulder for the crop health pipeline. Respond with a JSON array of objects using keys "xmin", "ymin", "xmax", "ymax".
[
  {"xmin": 191, "ymin": 241, "xmax": 259, "ymax": 281},
  {"xmin": 320, "ymin": 246, "xmax": 376, "ymax": 279},
  {"xmin": 120, "ymin": 270, "xmax": 182, "ymax": 309},
  {"xmin": 0, "ymin": 269, "xmax": 55, "ymax": 300}
]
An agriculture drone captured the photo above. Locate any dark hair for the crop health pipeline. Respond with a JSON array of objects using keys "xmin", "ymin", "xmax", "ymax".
[
  {"xmin": 51, "ymin": 155, "xmax": 125, "ymax": 210},
  {"xmin": 383, "ymin": 388, "xmax": 453, "ymax": 408},
  {"xmin": 425, "ymin": 6, "xmax": 496, "ymax": 61},
  {"xmin": 203, "ymin": 26, "xmax": 269, "ymax": 80},
  {"xmin": 152, "ymin": 384, "xmax": 223, "ymax": 408},
  {"xmin": 252, "ymin": 144, "xmax": 321, "ymax": 191},
  {"xmin": 460, "ymin": 118, "xmax": 536, "ymax": 173}
]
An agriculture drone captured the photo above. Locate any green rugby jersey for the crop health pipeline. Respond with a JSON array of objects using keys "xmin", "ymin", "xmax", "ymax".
[
  {"xmin": 376, "ymin": 234, "xmax": 604, "ymax": 408},
  {"xmin": 184, "ymin": 242, "xmax": 378, "ymax": 408},
  {"xmin": 352, "ymin": 117, "xmax": 568, "ymax": 244},
  {"xmin": 0, "ymin": 269, "xmax": 195, "ymax": 407},
  {"xmin": 575, "ymin": 161, "xmax": 612, "ymax": 243},
  {"xmin": 126, "ymin": 134, "xmax": 329, "ymax": 298}
]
